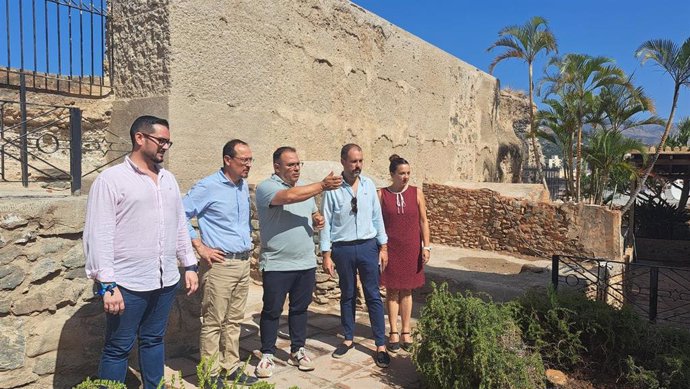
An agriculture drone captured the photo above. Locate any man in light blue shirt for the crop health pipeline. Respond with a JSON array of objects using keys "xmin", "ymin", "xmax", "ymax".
[
  {"xmin": 254, "ymin": 146, "xmax": 341, "ymax": 378},
  {"xmin": 321, "ymin": 143, "xmax": 391, "ymax": 368},
  {"xmin": 183, "ymin": 139, "xmax": 258, "ymax": 386}
]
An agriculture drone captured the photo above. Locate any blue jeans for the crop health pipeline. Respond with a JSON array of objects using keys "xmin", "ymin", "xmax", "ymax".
[
  {"xmin": 332, "ymin": 239, "xmax": 386, "ymax": 347},
  {"xmin": 260, "ymin": 268, "xmax": 316, "ymax": 354},
  {"xmin": 98, "ymin": 283, "xmax": 178, "ymax": 389}
]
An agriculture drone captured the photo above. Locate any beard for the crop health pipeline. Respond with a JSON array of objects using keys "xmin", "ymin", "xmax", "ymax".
[{"xmin": 352, "ymin": 169, "xmax": 361, "ymax": 177}]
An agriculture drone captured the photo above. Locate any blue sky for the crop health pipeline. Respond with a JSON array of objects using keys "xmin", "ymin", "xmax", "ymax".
[{"xmin": 352, "ymin": 0, "xmax": 690, "ymax": 122}]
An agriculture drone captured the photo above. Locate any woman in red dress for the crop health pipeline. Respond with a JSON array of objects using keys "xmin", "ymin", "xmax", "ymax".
[{"xmin": 378, "ymin": 154, "xmax": 431, "ymax": 352}]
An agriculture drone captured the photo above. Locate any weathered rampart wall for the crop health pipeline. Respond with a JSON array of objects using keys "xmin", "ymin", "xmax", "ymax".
[
  {"xmin": 425, "ymin": 183, "xmax": 623, "ymax": 260},
  {"xmin": 109, "ymin": 0, "xmax": 527, "ymax": 190}
]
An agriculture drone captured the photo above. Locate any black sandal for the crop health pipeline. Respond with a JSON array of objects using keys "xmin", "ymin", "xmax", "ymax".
[
  {"xmin": 388, "ymin": 331, "xmax": 400, "ymax": 353},
  {"xmin": 401, "ymin": 332, "xmax": 413, "ymax": 352}
]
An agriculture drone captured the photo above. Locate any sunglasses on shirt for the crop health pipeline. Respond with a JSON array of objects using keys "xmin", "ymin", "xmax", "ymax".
[{"xmin": 351, "ymin": 197, "xmax": 357, "ymax": 214}]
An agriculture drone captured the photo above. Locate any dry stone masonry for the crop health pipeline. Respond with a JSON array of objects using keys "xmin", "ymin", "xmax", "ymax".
[{"xmin": 424, "ymin": 183, "xmax": 623, "ymax": 260}]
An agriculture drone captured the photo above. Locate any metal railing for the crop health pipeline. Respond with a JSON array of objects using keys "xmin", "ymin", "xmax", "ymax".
[
  {"xmin": 522, "ymin": 166, "xmax": 566, "ymax": 200},
  {"xmin": 0, "ymin": 0, "xmax": 111, "ymax": 96},
  {"xmin": 552, "ymin": 254, "xmax": 690, "ymax": 327},
  {"xmin": 1, "ymin": 75, "xmax": 129, "ymax": 194}
]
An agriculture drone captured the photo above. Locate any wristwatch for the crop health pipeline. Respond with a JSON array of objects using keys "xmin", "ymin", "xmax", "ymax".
[
  {"xmin": 184, "ymin": 264, "xmax": 199, "ymax": 273},
  {"xmin": 423, "ymin": 246, "xmax": 432, "ymax": 251},
  {"xmin": 95, "ymin": 281, "xmax": 117, "ymax": 296}
]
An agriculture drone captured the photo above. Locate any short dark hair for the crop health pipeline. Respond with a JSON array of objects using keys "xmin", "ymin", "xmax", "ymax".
[
  {"xmin": 129, "ymin": 115, "xmax": 169, "ymax": 146},
  {"xmin": 222, "ymin": 139, "xmax": 248, "ymax": 161},
  {"xmin": 340, "ymin": 143, "xmax": 362, "ymax": 160},
  {"xmin": 272, "ymin": 146, "xmax": 297, "ymax": 164},
  {"xmin": 388, "ymin": 154, "xmax": 409, "ymax": 173}
]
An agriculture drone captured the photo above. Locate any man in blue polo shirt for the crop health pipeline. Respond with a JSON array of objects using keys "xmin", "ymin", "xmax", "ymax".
[
  {"xmin": 254, "ymin": 146, "xmax": 342, "ymax": 378},
  {"xmin": 183, "ymin": 139, "xmax": 258, "ymax": 387},
  {"xmin": 321, "ymin": 143, "xmax": 390, "ymax": 368}
]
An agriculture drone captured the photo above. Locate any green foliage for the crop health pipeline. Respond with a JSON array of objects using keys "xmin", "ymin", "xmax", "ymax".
[
  {"xmin": 413, "ymin": 283, "xmax": 545, "ymax": 389},
  {"xmin": 517, "ymin": 287, "xmax": 690, "ymax": 388},
  {"xmin": 634, "ymin": 196, "xmax": 690, "ymax": 239},
  {"xmin": 73, "ymin": 378, "xmax": 126, "ymax": 389},
  {"xmin": 74, "ymin": 355, "xmax": 280, "ymax": 389}
]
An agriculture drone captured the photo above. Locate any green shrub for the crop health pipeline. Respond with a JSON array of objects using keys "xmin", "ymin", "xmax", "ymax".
[
  {"xmin": 517, "ymin": 287, "xmax": 690, "ymax": 388},
  {"xmin": 413, "ymin": 283, "xmax": 545, "ymax": 389}
]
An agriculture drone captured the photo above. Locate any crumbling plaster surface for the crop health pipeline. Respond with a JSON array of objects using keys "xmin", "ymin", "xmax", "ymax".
[{"xmin": 111, "ymin": 0, "xmax": 525, "ymax": 189}]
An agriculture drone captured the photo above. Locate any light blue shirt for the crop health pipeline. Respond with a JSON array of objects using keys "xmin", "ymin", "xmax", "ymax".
[
  {"xmin": 320, "ymin": 174, "xmax": 387, "ymax": 252},
  {"xmin": 256, "ymin": 174, "xmax": 318, "ymax": 272},
  {"xmin": 183, "ymin": 169, "xmax": 252, "ymax": 253}
]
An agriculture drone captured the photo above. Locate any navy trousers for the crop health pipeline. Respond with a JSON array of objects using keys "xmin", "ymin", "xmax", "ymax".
[
  {"xmin": 260, "ymin": 268, "xmax": 316, "ymax": 354},
  {"xmin": 332, "ymin": 238, "xmax": 386, "ymax": 347}
]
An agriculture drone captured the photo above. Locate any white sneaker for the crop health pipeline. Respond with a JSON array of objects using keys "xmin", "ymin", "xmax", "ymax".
[
  {"xmin": 288, "ymin": 347, "xmax": 315, "ymax": 371},
  {"xmin": 255, "ymin": 353, "xmax": 275, "ymax": 378}
]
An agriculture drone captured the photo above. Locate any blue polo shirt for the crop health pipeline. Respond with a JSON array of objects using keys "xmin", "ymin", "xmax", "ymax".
[
  {"xmin": 183, "ymin": 169, "xmax": 252, "ymax": 253},
  {"xmin": 256, "ymin": 174, "xmax": 318, "ymax": 271}
]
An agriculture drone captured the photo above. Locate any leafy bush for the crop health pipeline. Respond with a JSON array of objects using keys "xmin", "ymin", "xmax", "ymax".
[
  {"xmin": 517, "ymin": 287, "xmax": 690, "ymax": 388},
  {"xmin": 413, "ymin": 283, "xmax": 545, "ymax": 389}
]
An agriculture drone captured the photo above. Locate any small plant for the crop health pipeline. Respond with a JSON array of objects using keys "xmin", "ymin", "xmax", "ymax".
[{"xmin": 73, "ymin": 378, "xmax": 126, "ymax": 389}]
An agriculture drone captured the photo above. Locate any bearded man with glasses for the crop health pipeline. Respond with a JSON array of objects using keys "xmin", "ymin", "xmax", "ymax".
[
  {"xmin": 84, "ymin": 116, "xmax": 199, "ymax": 389},
  {"xmin": 182, "ymin": 139, "xmax": 258, "ymax": 387}
]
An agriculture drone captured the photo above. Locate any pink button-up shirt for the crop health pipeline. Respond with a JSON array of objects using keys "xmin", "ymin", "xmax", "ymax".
[{"xmin": 83, "ymin": 156, "xmax": 197, "ymax": 292}]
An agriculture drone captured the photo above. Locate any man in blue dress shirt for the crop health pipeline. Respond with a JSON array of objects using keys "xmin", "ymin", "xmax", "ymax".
[
  {"xmin": 320, "ymin": 143, "xmax": 391, "ymax": 368},
  {"xmin": 183, "ymin": 139, "xmax": 258, "ymax": 386}
]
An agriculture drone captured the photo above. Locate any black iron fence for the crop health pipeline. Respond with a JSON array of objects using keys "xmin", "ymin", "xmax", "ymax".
[
  {"xmin": 0, "ymin": 0, "xmax": 111, "ymax": 96},
  {"xmin": 1, "ymin": 77, "xmax": 128, "ymax": 194},
  {"xmin": 522, "ymin": 166, "xmax": 566, "ymax": 200},
  {"xmin": 552, "ymin": 254, "xmax": 690, "ymax": 327}
]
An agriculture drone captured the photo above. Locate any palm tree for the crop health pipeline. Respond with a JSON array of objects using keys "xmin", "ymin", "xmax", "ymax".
[
  {"xmin": 542, "ymin": 54, "xmax": 629, "ymax": 201},
  {"xmin": 537, "ymin": 96, "xmax": 578, "ymax": 198},
  {"xmin": 584, "ymin": 129, "xmax": 646, "ymax": 204},
  {"xmin": 621, "ymin": 38, "xmax": 690, "ymax": 214},
  {"xmin": 488, "ymin": 16, "xmax": 557, "ymax": 185},
  {"xmin": 595, "ymin": 84, "xmax": 664, "ymax": 132}
]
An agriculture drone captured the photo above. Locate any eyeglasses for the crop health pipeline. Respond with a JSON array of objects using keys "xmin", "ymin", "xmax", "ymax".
[
  {"xmin": 285, "ymin": 162, "xmax": 304, "ymax": 169},
  {"xmin": 140, "ymin": 133, "xmax": 173, "ymax": 148},
  {"xmin": 351, "ymin": 197, "xmax": 357, "ymax": 214},
  {"xmin": 231, "ymin": 156, "xmax": 254, "ymax": 166}
]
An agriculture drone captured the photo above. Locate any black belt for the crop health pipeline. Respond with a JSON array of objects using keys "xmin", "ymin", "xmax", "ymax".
[
  {"xmin": 224, "ymin": 251, "xmax": 251, "ymax": 260},
  {"xmin": 332, "ymin": 238, "xmax": 374, "ymax": 247}
]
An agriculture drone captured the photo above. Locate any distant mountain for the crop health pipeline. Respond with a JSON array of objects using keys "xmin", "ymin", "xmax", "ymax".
[
  {"xmin": 622, "ymin": 124, "xmax": 667, "ymax": 146},
  {"xmin": 537, "ymin": 122, "xmax": 681, "ymax": 159}
]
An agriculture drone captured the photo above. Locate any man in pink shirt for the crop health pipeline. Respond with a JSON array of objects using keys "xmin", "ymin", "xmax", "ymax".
[{"xmin": 83, "ymin": 116, "xmax": 199, "ymax": 389}]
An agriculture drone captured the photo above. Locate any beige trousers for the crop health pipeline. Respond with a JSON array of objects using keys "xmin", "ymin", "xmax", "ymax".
[{"xmin": 199, "ymin": 259, "xmax": 251, "ymax": 375}]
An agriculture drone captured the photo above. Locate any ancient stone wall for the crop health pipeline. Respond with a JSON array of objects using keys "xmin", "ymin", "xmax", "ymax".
[
  {"xmin": 109, "ymin": 0, "xmax": 526, "ymax": 190},
  {"xmin": 425, "ymin": 183, "xmax": 623, "ymax": 260},
  {"xmin": 0, "ymin": 197, "xmax": 200, "ymax": 389}
]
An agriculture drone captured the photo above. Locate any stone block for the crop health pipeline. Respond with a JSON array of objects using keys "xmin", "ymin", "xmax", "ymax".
[
  {"xmin": 0, "ymin": 369, "xmax": 38, "ymax": 389},
  {"xmin": 0, "ymin": 265, "xmax": 25, "ymax": 291},
  {"xmin": 29, "ymin": 258, "xmax": 62, "ymax": 283},
  {"xmin": 0, "ymin": 317, "xmax": 25, "ymax": 371},
  {"xmin": 61, "ymin": 243, "xmax": 85, "ymax": 269},
  {"xmin": 32, "ymin": 351, "xmax": 57, "ymax": 376},
  {"xmin": 11, "ymin": 279, "xmax": 84, "ymax": 315},
  {"xmin": 0, "ymin": 214, "xmax": 28, "ymax": 230}
]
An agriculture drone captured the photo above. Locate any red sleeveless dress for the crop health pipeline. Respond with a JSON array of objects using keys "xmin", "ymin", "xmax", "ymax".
[{"xmin": 379, "ymin": 186, "xmax": 425, "ymax": 290}]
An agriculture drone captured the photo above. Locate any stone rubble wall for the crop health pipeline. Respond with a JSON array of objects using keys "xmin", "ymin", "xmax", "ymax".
[
  {"xmin": 0, "ymin": 197, "xmax": 200, "ymax": 389},
  {"xmin": 424, "ymin": 183, "xmax": 623, "ymax": 260}
]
